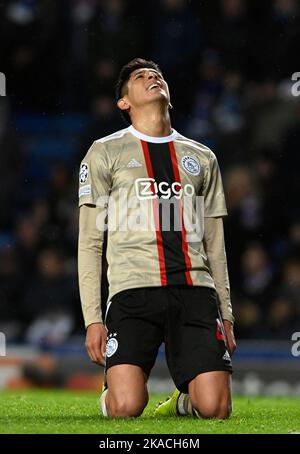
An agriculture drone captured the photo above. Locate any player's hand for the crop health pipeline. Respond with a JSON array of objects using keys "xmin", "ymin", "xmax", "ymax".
[
  {"xmin": 223, "ymin": 320, "xmax": 236, "ymax": 357},
  {"xmin": 85, "ymin": 322, "xmax": 107, "ymax": 366}
]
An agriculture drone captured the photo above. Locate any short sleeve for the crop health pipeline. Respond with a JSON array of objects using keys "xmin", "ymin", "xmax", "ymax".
[
  {"xmin": 78, "ymin": 141, "xmax": 111, "ymax": 207},
  {"xmin": 202, "ymin": 151, "xmax": 227, "ymax": 217}
]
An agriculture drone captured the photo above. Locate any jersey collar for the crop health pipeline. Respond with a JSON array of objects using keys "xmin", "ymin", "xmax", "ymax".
[{"xmin": 128, "ymin": 125, "xmax": 178, "ymax": 143}]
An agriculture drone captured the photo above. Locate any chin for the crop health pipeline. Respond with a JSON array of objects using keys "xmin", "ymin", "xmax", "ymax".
[{"xmin": 149, "ymin": 92, "xmax": 168, "ymax": 102}]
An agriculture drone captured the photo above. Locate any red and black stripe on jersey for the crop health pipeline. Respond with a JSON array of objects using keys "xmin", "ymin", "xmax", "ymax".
[{"xmin": 141, "ymin": 140, "xmax": 193, "ymax": 287}]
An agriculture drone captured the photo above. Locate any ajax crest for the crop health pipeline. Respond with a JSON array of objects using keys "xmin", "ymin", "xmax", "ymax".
[
  {"xmin": 181, "ymin": 156, "xmax": 200, "ymax": 176},
  {"xmin": 106, "ymin": 333, "xmax": 118, "ymax": 358}
]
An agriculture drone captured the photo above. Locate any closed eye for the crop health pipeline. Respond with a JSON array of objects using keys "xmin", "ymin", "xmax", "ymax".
[{"xmin": 133, "ymin": 71, "xmax": 164, "ymax": 81}]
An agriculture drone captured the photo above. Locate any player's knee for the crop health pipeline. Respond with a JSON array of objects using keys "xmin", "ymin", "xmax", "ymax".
[
  {"xmin": 108, "ymin": 395, "xmax": 147, "ymax": 418},
  {"xmin": 214, "ymin": 401, "xmax": 232, "ymax": 419},
  {"xmin": 193, "ymin": 400, "xmax": 232, "ymax": 420}
]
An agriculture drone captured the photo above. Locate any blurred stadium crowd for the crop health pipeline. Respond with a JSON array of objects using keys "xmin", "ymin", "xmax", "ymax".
[{"xmin": 1, "ymin": 0, "xmax": 300, "ymax": 346}]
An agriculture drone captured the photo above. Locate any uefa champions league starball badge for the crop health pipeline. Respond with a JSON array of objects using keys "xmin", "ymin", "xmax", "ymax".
[{"xmin": 79, "ymin": 163, "xmax": 89, "ymax": 184}]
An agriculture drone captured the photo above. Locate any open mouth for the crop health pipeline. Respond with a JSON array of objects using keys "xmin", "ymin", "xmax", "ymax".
[{"xmin": 148, "ymin": 83, "xmax": 160, "ymax": 91}]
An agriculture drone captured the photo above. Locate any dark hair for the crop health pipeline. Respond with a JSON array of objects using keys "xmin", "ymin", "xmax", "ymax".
[{"xmin": 115, "ymin": 58, "xmax": 163, "ymax": 124}]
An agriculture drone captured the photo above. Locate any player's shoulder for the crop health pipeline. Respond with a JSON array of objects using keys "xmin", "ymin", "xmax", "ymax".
[
  {"xmin": 95, "ymin": 127, "xmax": 130, "ymax": 145},
  {"xmin": 175, "ymin": 132, "xmax": 215, "ymax": 163},
  {"xmin": 84, "ymin": 127, "xmax": 130, "ymax": 161}
]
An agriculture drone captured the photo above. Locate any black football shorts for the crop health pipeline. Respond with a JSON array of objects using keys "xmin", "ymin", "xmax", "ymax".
[{"xmin": 105, "ymin": 286, "xmax": 232, "ymax": 393}]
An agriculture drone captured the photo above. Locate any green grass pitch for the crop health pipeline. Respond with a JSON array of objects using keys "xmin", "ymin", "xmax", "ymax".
[{"xmin": 0, "ymin": 390, "xmax": 299, "ymax": 434}]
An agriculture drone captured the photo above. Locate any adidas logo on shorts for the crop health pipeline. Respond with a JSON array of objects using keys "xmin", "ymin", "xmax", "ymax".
[{"xmin": 222, "ymin": 350, "xmax": 231, "ymax": 362}]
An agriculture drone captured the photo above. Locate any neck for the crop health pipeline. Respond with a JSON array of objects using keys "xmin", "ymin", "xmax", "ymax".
[{"xmin": 131, "ymin": 104, "xmax": 172, "ymax": 137}]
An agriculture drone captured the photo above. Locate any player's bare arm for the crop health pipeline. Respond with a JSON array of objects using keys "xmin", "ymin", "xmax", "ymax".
[
  {"xmin": 223, "ymin": 320, "xmax": 236, "ymax": 357},
  {"xmin": 85, "ymin": 322, "xmax": 107, "ymax": 366}
]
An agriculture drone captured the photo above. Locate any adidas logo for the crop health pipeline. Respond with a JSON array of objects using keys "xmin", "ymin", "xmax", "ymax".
[
  {"xmin": 127, "ymin": 158, "xmax": 142, "ymax": 168},
  {"xmin": 222, "ymin": 350, "xmax": 231, "ymax": 362}
]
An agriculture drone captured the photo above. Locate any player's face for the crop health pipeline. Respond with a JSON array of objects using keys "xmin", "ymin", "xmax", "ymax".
[{"xmin": 125, "ymin": 68, "xmax": 170, "ymax": 108}]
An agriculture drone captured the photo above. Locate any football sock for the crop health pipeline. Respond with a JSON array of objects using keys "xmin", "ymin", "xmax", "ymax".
[
  {"xmin": 177, "ymin": 393, "xmax": 193, "ymax": 416},
  {"xmin": 177, "ymin": 393, "xmax": 202, "ymax": 418},
  {"xmin": 100, "ymin": 389, "xmax": 108, "ymax": 417}
]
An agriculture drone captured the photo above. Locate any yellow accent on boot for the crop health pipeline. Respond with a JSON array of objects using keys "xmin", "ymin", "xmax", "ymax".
[
  {"xmin": 101, "ymin": 381, "xmax": 107, "ymax": 394},
  {"xmin": 99, "ymin": 381, "xmax": 108, "ymax": 416},
  {"xmin": 100, "ymin": 372, "xmax": 108, "ymax": 394},
  {"xmin": 154, "ymin": 389, "xmax": 181, "ymax": 417}
]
